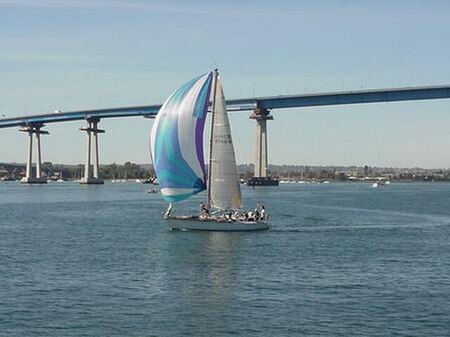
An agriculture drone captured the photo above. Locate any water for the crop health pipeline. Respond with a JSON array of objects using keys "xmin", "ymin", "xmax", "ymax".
[{"xmin": 1, "ymin": 181, "xmax": 449, "ymax": 336}]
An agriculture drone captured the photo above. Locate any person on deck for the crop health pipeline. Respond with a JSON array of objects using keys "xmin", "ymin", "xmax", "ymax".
[
  {"xmin": 260, "ymin": 205, "xmax": 266, "ymax": 221},
  {"xmin": 200, "ymin": 202, "xmax": 209, "ymax": 216},
  {"xmin": 254, "ymin": 202, "xmax": 262, "ymax": 220}
]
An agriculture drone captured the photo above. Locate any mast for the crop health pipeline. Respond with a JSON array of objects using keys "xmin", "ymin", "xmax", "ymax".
[{"xmin": 207, "ymin": 69, "xmax": 219, "ymax": 208}]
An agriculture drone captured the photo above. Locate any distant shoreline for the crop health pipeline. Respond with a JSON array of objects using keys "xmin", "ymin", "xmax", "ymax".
[{"xmin": 1, "ymin": 162, "xmax": 449, "ymax": 182}]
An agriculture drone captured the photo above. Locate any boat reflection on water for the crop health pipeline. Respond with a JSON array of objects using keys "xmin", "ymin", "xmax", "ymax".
[
  {"xmin": 205, "ymin": 233, "xmax": 241, "ymax": 302},
  {"xmin": 161, "ymin": 231, "xmax": 242, "ymax": 332}
]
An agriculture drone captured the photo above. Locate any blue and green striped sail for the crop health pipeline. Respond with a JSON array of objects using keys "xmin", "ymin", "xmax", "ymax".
[{"xmin": 150, "ymin": 72, "xmax": 213, "ymax": 202}]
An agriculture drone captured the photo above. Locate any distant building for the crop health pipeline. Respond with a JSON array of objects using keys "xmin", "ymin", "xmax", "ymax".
[{"xmin": 364, "ymin": 165, "xmax": 369, "ymax": 177}]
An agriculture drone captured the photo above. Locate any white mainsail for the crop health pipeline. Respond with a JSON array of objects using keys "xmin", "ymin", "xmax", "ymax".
[{"xmin": 208, "ymin": 76, "xmax": 243, "ymax": 210}]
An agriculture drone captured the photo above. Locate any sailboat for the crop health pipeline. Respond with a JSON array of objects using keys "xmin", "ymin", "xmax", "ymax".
[{"xmin": 150, "ymin": 70, "xmax": 269, "ymax": 231}]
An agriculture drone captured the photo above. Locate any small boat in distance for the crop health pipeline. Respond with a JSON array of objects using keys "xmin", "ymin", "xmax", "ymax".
[
  {"xmin": 372, "ymin": 178, "xmax": 390, "ymax": 188},
  {"xmin": 150, "ymin": 70, "xmax": 269, "ymax": 231}
]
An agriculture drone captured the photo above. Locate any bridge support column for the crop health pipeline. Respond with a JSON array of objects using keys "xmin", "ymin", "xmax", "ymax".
[
  {"xmin": 36, "ymin": 130, "xmax": 42, "ymax": 179},
  {"xmin": 25, "ymin": 128, "xmax": 33, "ymax": 179},
  {"xmin": 79, "ymin": 118, "xmax": 105, "ymax": 184},
  {"xmin": 19, "ymin": 124, "xmax": 49, "ymax": 184},
  {"xmin": 92, "ymin": 121, "xmax": 100, "ymax": 179},
  {"xmin": 84, "ymin": 121, "xmax": 91, "ymax": 180},
  {"xmin": 247, "ymin": 108, "xmax": 279, "ymax": 186}
]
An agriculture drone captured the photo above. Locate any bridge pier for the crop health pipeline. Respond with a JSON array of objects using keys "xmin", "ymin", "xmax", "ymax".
[
  {"xmin": 247, "ymin": 108, "xmax": 279, "ymax": 186},
  {"xmin": 19, "ymin": 124, "xmax": 49, "ymax": 184},
  {"xmin": 79, "ymin": 118, "xmax": 105, "ymax": 184}
]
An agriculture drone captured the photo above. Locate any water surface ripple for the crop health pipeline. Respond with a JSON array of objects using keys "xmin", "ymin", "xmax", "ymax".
[{"xmin": 0, "ymin": 182, "xmax": 449, "ymax": 336}]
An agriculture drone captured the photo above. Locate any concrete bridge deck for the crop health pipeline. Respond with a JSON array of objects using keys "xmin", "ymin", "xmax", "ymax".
[
  {"xmin": 2, "ymin": 84, "xmax": 450, "ymax": 185},
  {"xmin": 1, "ymin": 85, "xmax": 449, "ymax": 129}
]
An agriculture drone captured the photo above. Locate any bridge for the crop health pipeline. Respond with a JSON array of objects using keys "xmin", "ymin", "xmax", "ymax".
[{"xmin": 1, "ymin": 85, "xmax": 450, "ymax": 183}]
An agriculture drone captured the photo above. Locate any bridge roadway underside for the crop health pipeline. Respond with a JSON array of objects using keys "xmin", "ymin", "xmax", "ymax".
[{"xmin": 1, "ymin": 85, "xmax": 450, "ymax": 128}]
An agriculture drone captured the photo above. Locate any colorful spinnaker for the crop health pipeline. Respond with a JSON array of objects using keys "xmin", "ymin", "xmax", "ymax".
[{"xmin": 150, "ymin": 72, "xmax": 213, "ymax": 202}]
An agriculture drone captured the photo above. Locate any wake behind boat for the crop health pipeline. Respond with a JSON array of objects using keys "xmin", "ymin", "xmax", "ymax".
[{"xmin": 150, "ymin": 70, "xmax": 269, "ymax": 231}]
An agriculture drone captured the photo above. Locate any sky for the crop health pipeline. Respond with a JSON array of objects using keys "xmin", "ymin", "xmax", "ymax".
[{"xmin": 1, "ymin": 0, "xmax": 450, "ymax": 168}]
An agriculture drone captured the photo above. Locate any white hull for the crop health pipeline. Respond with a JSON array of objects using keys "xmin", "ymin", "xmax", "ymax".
[{"xmin": 167, "ymin": 216, "xmax": 269, "ymax": 231}]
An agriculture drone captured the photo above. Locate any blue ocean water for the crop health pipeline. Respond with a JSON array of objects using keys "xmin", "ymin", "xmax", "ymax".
[{"xmin": 0, "ymin": 181, "xmax": 449, "ymax": 336}]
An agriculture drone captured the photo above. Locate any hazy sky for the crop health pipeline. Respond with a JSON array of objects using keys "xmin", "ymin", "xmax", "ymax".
[{"xmin": 1, "ymin": 0, "xmax": 450, "ymax": 168}]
